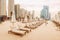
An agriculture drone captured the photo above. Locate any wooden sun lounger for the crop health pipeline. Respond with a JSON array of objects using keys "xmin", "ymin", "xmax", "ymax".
[
  {"xmin": 25, "ymin": 23, "xmax": 39, "ymax": 29},
  {"xmin": 52, "ymin": 20, "xmax": 60, "ymax": 26},
  {"xmin": 52, "ymin": 20, "xmax": 60, "ymax": 30},
  {"xmin": 18, "ymin": 24, "xmax": 31, "ymax": 33},
  {"xmin": 25, "ymin": 24, "xmax": 37, "ymax": 29},
  {"xmin": 25, "ymin": 20, "xmax": 45, "ymax": 29},
  {"xmin": 30, "ymin": 25, "xmax": 36, "ymax": 29},
  {"xmin": 8, "ymin": 29, "xmax": 26, "ymax": 36},
  {"xmin": 19, "ymin": 27, "xmax": 31, "ymax": 33},
  {"xmin": 31, "ymin": 21, "xmax": 44, "ymax": 28}
]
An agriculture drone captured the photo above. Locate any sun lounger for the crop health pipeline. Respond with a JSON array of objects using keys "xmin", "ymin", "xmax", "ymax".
[
  {"xmin": 52, "ymin": 20, "xmax": 60, "ymax": 26},
  {"xmin": 25, "ymin": 24, "xmax": 37, "ymax": 29},
  {"xmin": 17, "ymin": 23, "xmax": 31, "ymax": 33},
  {"xmin": 24, "ymin": 22, "xmax": 38, "ymax": 29},
  {"xmin": 19, "ymin": 27, "xmax": 31, "ymax": 33},
  {"xmin": 8, "ymin": 29, "xmax": 26, "ymax": 36},
  {"xmin": 24, "ymin": 20, "xmax": 45, "ymax": 29}
]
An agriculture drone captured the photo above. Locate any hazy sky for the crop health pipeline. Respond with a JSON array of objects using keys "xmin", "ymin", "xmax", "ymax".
[{"xmin": 6, "ymin": 0, "xmax": 60, "ymax": 18}]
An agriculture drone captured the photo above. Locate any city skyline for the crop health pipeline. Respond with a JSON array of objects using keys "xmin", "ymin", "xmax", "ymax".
[
  {"xmin": 6, "ymin": 0, "xmax": 60, "ymax": 18},
  {"xmin": 16, "ymin": 0, "xmax": 60, "ymax": 12},
  {"xmin": 0, "ymin": 0, "xmax": 60, "ymax": 40}
]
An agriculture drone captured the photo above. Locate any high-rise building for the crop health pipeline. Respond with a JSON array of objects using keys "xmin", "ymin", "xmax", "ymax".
[
  {"xmin": 40, "ymin": 6, "xmax": 50, "ymax": 20},
  {"xmin": 19, "ymin": 8, "xmax": 26, "ymax": 22},
  {"xmin": 8, "ymin": 0, "xmax": 14, "ymax": 17},
  {"xmin": 32, "ymin": 10, "xmax": 34, "ymax": 19},
  {"xmin": 0, "ymin": 0, "xmax": 6, "ymax": 16},
  {"xmin": 14, "ymin": 4, "xmax": 20, "ymax": 18},
  {"xmin": 54, "ymin": 11, "xmax": 60, "ymax": 23},
  {"xmin": 58, "ymin": 11, "xmax": 60, "ymax": 18}
]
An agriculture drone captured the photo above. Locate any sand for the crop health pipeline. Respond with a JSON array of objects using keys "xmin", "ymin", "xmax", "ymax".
[{"xmin": 0, "ymin": 21, "xmax": 60, "ymax": 40}]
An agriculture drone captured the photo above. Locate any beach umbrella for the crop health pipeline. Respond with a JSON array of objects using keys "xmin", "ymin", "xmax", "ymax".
[
  {"xmin": 11, "ymin": 11, "xmax": 16, "ymax": 23},
  {"xmin": 10, "ymin": 11, "xmax": 17, "ymax": 29}
]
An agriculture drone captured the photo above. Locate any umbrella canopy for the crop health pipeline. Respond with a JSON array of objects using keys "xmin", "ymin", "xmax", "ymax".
[{"xmin": 11, "ymin": 11, "xmax": 16, "ymax": 23}]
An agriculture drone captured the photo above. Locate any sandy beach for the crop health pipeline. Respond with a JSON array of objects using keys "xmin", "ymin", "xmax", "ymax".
[{"xmin": 0, "ymin": 21, "xmax": 60, "ymax": 40}]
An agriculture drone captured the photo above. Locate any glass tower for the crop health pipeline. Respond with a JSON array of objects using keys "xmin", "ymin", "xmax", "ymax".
[{"xmin": 41, "ymin": 6, "xmax": 50, "ymax": 20}]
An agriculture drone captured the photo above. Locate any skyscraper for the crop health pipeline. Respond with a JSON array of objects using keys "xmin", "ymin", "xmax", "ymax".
[
  {"xmin": 18, "ymin": 8, "xmax": 26, "ymax": 22},
  {"xmin": 32, "ymin": 10, "xmax": 34, "ymax": 19},
  {"xmin": 0, "ymin": 0, "xmax": 6, "ymax": 16},
  {"xmin": 55, "ymin": 11, "xmax": 60, "ymax": 23},
  {"xmin": 8, "ymin": 0, "xmax": 14, "ymax": 17},
  {"xmin": 14, "ymin": 4, "xmax": 20, "ymax": 18},
  {"xmin": 40, "ymin": 6, "xmax": 50, "ymax": 20}
]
